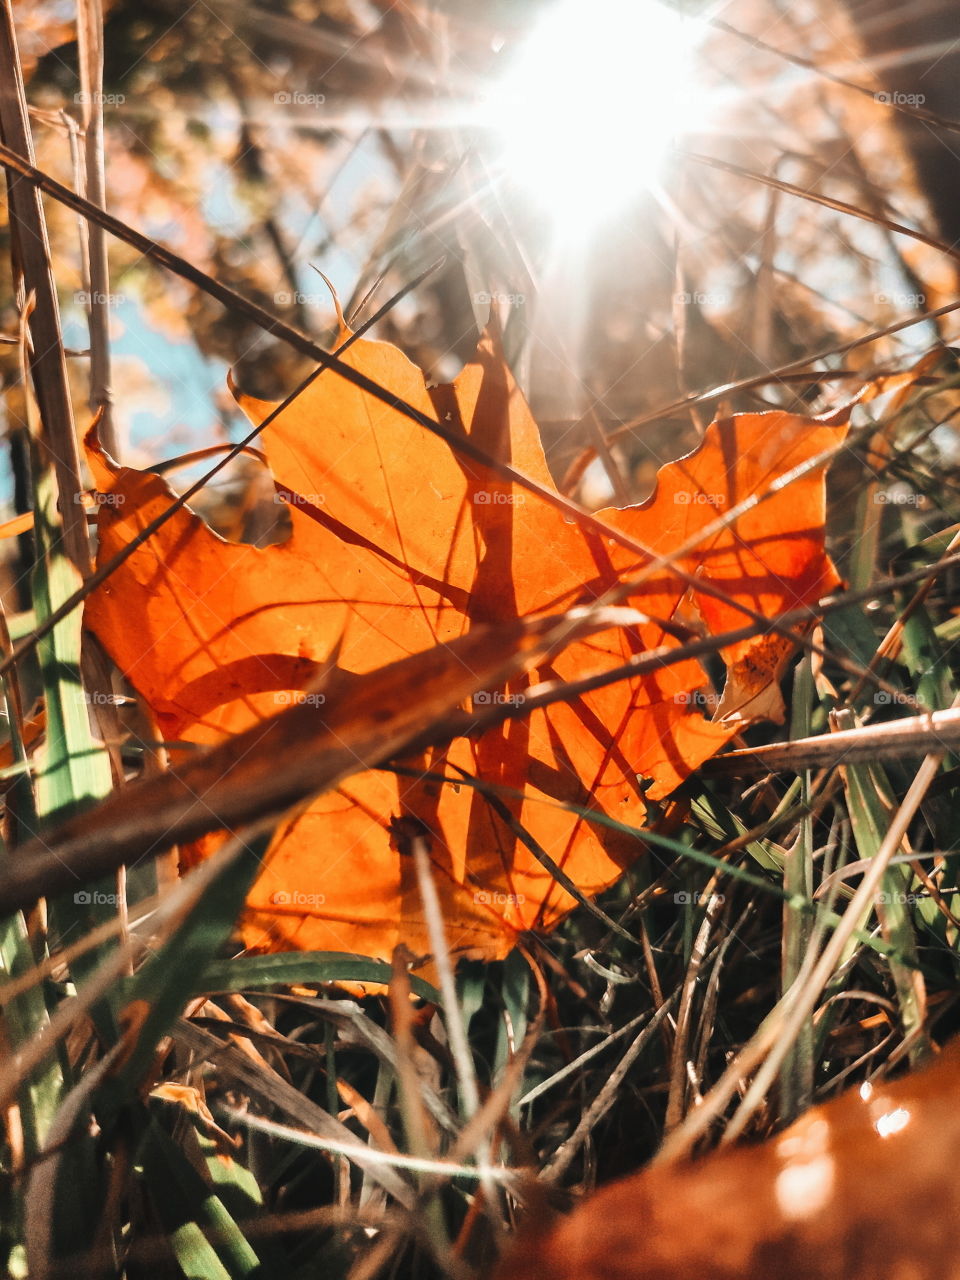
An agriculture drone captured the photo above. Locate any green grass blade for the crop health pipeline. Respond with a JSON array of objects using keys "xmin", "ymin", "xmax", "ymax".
[
  {"xmin": 30, "ymin": 468, "xmax": 114, "ymax": 999},
  {"xmin": 779, "ymin": 654, "xmax": 815, "ymax": 1120},
  {"xmin": 31, "ymin": 470, "xmax": 112, "ymax": 823},
  {"xmin": 199, "ymin": 952, "xmax": 440, "ymax": 1003},
  {"xmin": 102, "ymin": 832, "xmax": 274, "ymax": 1108},
  {"xmin": 834, "ymin": 710, "xmax": 929, "ymax": 1062},
  {"xmin": 139, "ymin": 1117, "xmax": 258, "ymax": 1279},
  {"xmin": 689, "ymin": 786, "xmax": 786, "ymax": 874}
]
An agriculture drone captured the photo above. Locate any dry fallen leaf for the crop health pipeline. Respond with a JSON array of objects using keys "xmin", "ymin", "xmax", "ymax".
[
  {"xmin": 493, "ymin": 1040, "xmax": 960, "ymax": 1280},
  {"xmin": 83, "ymin": 331, "xmax": 846, "ymax": 961}
]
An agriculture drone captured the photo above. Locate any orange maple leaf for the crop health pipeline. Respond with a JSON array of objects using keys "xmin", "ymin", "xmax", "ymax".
[{"xmin": 83, "ymin": 332, "xmax": 845, "ymax": 962}]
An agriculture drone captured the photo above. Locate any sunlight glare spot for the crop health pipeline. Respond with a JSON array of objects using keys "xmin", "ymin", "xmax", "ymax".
[
  {"xmin": 875, "ymin": 1107, "xmax": 910, "ymax": 1139},
  {"xmin": 487, "ymin": 0, "xmax": 708, "ymax": 242}
]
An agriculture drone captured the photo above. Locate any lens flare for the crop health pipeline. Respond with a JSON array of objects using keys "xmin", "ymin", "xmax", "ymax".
[{"xmin": 486, "ymin": 0, "xmax": 708, "ymax": 242}]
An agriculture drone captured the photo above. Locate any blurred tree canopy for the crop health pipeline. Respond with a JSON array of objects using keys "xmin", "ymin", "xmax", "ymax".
[{"xmin": 4, "ymin": 0, "xmax": 960, "ymax": 515}]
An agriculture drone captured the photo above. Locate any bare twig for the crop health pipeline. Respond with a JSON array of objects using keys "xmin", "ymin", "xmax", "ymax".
[
  {"xmin": 706, "ymin": 706, "xmax": 960, "ymax": 775},
  {"xmin": 0, "ymin": 2, "xmax": 89, "ymax": 573},
  {"xmin": 75, "ymin": 0, "xmax": 116, "ymax": 455}
]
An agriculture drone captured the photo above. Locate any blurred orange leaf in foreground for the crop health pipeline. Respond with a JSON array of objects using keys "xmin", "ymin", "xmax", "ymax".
[
  {"xmin": 84, "ymin": 332, "xmax": 846, "ymax": 962},
  {"xmin": 494, "ymin": 1040, "xmax": 960, "ymax": 1280}
]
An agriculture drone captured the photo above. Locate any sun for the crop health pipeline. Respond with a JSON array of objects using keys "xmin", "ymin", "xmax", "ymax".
[{"xmin": 485, "ymin": 0, "xmax": 710, "ymax": 243}]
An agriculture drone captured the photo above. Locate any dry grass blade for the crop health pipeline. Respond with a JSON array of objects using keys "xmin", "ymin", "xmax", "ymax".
[
  {"xmin": 543, "ymin": 994, "xmax": 680, "ymax": 1183},
  {"xmin": 707, "ymin": 706, "xmax": 960, "ymax": 774},
  {"xmin": 173, "ymin": 1019, "xmax": 416, "ymax": 1205},
  {"xmin": 0, "ymin": 1, "xmax": 88, "ymax": 573},
  {"xmin": 712, "ymin": 16, "xmax": 960, "ymax": 135},
  {"xmin": 685, "ymin": 148, "xmax": 960, "ymax": 265},
  {"xmin": 606, "ymin": 307, "xmax": 960, "ymax": 442},
  {"xmin": 75, "ymin": 0, "xmax": 116, "ymax": 455}
]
